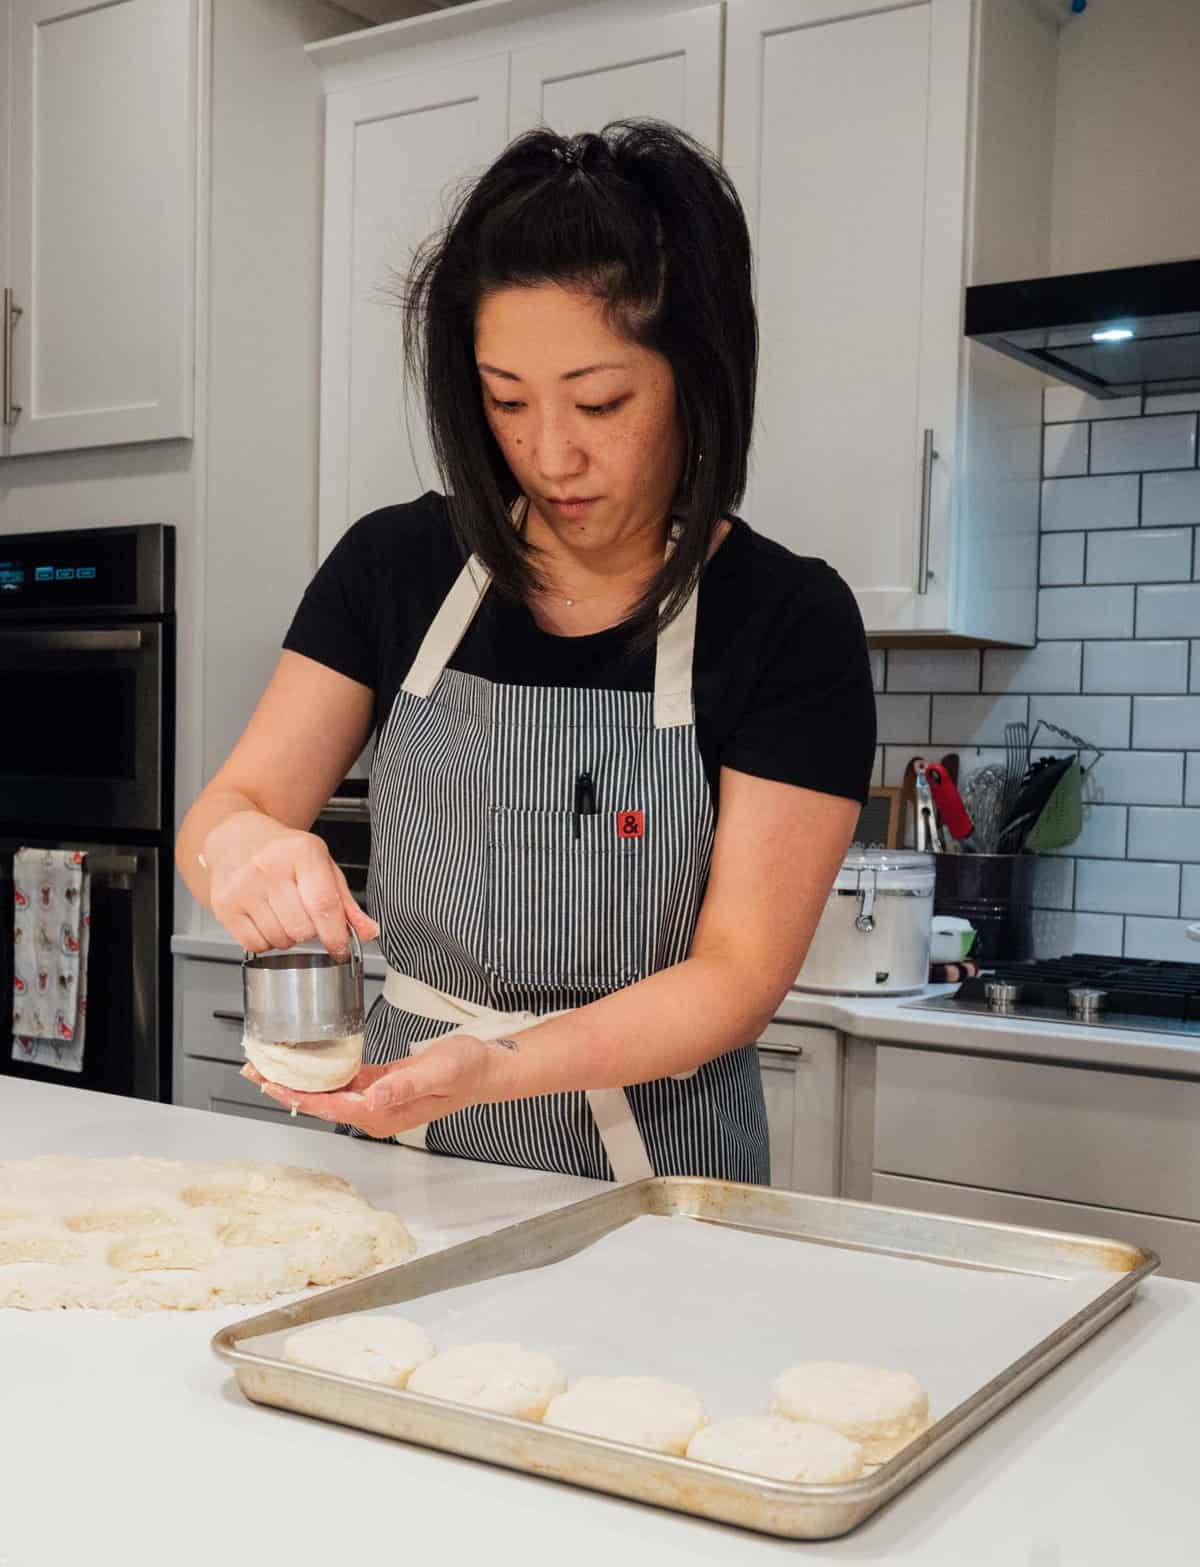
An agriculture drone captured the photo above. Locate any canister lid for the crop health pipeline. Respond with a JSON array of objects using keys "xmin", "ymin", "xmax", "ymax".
[{"xmin": 835, "ymin": 848, "xmax": 935, "ymax": 892}]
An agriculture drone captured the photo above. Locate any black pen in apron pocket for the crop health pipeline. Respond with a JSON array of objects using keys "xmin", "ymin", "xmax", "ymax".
[{"xmin": 573, "ymin": 769, "xmax": 597, "ymax": 840}]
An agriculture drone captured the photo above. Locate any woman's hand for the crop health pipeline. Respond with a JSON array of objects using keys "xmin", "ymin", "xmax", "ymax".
[
  {"xmin": 204, "ymin": 810, "xmax": 378, "ymax": 959},
  {"xmin": 241, "ymin": 1033, "xmax": 517, "ymax": 1138}
]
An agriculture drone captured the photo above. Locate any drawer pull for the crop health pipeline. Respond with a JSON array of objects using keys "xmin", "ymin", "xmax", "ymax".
[
  {"xmin": 212, "ymin": 1009, "xmax": 244, "ymax": 1026},
  {"xmin": 758, "ymin": 1044, "xmax": 805, "ymax": 1062}
]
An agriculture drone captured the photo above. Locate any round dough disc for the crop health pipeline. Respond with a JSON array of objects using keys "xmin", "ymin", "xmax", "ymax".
[
  {"xmin": 543, "ymin": 1376, "xmax": 708, "ymax": 1455},
  {"xmin": 242, "ymin": 1032, "xmax": 363, "ymax": 1092},
  {"xmin": 687, "ymin": 1415, "xmax": 864, "ymax": 1483},
  {"xmin": 770, "ymin": 1362, "xmax": 931, "ymax": 1464},
  {"xmin": 283, "ymin": 1314, "xmax": 435, "ymax": 1388},
  {"xmin": 407, "ymin": 1343, "xmax": 567, "ymax": 1420}
]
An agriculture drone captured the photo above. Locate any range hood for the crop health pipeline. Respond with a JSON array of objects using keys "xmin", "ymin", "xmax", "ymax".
[{"xmin": 965, "ymin": 258, "xmax": 1200, "ymax": 400}]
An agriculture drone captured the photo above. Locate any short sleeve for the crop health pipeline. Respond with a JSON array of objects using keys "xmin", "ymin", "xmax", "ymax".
[
  {"xmin": 282, "ymin": 515, "xmax": 378, "ymax": 690},
  {"xmin": 721, "ymin": 563, "xmax": 877, "ymax": 805}
]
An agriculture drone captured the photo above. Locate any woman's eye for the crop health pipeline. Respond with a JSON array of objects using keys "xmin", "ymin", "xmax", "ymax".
[
  {"xmin": 489, "ymin": 398, "xmax": 524, "ymax": 414},
  {"xmin": 579, "ymin": 398, "xmax": 626, "ymax": 417}
]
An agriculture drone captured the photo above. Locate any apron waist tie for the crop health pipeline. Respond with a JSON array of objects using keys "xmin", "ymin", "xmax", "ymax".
[{"xmin": 381, "ymin": 968, "xmax": 656, "ymax": 1184}]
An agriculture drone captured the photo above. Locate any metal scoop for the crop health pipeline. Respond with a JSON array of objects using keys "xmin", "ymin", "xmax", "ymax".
[{"xmin": 241, "ymin": 928, "xmax": 364, "ymax": 1046}]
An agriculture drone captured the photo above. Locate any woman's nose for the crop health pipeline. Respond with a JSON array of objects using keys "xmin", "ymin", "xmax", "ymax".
[{"xmin": 531, "ymin": 416, "xmax": 586, "ymax": 481}]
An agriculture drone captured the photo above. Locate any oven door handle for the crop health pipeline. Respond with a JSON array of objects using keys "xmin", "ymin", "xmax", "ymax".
[{"xmin": 0, "ymin": 627, "xmax": 144, "ymax": 652}]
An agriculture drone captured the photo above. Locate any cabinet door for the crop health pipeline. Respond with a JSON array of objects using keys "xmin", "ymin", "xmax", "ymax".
[
  {"xmin": 4, "ymin": 0, "xmax": 198, "ymax": 455},
  {"xmin": 758, "ymin": 1042, "xmax": 797, "ymax": 1189},
  {"xmin": 724, "ymin": 0, "xmax": 971, "ymax": 635},
  {"xmin": 509, "ymin": 7, "xmax": 721, "ymax": 147},
  {"xmin": 178, "ymin": 1056, "xmax": 335, "ymax": 1133},
  {"xmin": 318, "ymin": 56, "xmax": 509, "ymax": 561}
]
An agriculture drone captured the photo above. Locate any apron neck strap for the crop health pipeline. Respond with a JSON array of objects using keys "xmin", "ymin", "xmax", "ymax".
[{"xmin": 401, "ymin": 497, "xmax": 698, "ymax": 726}]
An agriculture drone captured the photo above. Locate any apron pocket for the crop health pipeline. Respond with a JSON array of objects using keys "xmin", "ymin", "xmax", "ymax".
[{"xmin": 486, "ymin": 807, "xmax": 648, "ymax": 990}]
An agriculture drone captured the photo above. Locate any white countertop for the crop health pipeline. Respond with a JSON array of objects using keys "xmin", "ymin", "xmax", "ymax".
[
  {"xmin": 175, "ymin": 925, "xmax": 1200, "ymax": 1077},
  {"xmin": 2, "ymin": 1078, "xmax": 1196, "ymax": 1565}
]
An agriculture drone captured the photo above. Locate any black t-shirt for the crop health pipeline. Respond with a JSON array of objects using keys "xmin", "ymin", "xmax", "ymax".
[{"xmin": 283, "ymin": 492, "xmax": 877, "ymax": 813}]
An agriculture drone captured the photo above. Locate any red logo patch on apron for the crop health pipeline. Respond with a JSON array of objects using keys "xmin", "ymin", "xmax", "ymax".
[{"xmin": 616, "ymin": 810, "xmax": 645, "ymax": 839}]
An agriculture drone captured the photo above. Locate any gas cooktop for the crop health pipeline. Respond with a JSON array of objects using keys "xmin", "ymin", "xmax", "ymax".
[{"xmin": 904, "ymin": 953, "xmax": 1200, "ymax": 1039}]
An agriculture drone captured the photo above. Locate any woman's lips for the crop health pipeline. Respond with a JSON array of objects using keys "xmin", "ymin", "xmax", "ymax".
[{"xmin": 546, "ymin": 496, "xmax": 599, "ymax": 517}]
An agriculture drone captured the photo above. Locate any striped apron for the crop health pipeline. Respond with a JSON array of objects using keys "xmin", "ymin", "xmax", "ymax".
[{"xmin": 358, "ymin": 522, "xmax": 768, "ymax": 1184}]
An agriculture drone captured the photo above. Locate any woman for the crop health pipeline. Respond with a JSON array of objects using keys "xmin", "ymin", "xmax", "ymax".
[{"xmin": 177, "ymin": 120, "xmax": 876, "ymax": 1184}]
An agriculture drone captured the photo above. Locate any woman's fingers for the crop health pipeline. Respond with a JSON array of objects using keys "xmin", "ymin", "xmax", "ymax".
[
  {"xmin": 295, "ymin": 847, "xmax": 357, "ymax": 958},
  {"xmin": 228, "ymin": 912, "xmax": 272, "ymax": 955},
  {"xmin": 245, "ymin": 898, "xmax": 292, "ymax": 953}
]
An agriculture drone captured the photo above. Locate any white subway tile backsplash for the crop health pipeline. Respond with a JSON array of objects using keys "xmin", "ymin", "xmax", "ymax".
[
  {"xmin": 1046, "ymin": 803, "xmax": 1127, "ymax": 859},
  {"xmin": 1083, "ymin": 640, "xmax": 1188, "ymax": 694},
  {"xmin": 1145, "ymin": 392, "xmax": 1200, "ymax": 415},
  {"xmin": 1090, "ymin": 751, "xmax": 1184, "ymax": 806},
  {"xmin": 1187, "ymin": 754, "xmax": 1200, "ymax": 807},
  {"xmin": 929, "ymin": 694, "xmax": 1028, "ymax": 748},
  {"xmin": 1032, "ymin": 909, "xmax": 1076, "ymax": 959},
  {"xmin": 1067, "ymin": 912, "xmax": 1125, "ymax": 956},
  {"xmin": 874, "ymin": 693, "xmax": 931, "ymax": 744},
  {"xmin": 1123, "ymin": 917, "xmax": 1200, "ymax": 962},
  {"xmin": 982, "ymin": 642, "xmax": 1081, "ymax": 694},
  {"xmin": 1127, "ymin": 805, "xmax": 1200, "ymax": 861},
  {"xmin": 1031, "ymin": 855, "xmax": 1075, "ymax": 910},
  {"xmin": 1131, "ymin": 696, "xmax": 1200, "ymax": 749},
  {"xmin": 886, "ymin": 649, "xmax": 980, "ymax": 693},
  {"xmin": 1087, "ymin": 527, "xmax": 1192, "ymax": 584},
  {"xmin": 1075, "ymin": 859, "xmax": 1179, "ymax": 916},
  {"xmin": 871, "ymin": 747, "xmax": 883, "ymax": 787},
  {"xmin": 1090, "ymin": 413, "xmax": 1197, "ymax": 474},
  {"xmin": 1039, "ymin": 532, "xmax": 1085, "ymax": 586},
  {"xmin": 1181, "ymin": 865, "xmax": 1200, "ymax": 918},
  {"xmin": 1193, "ymin": 644, "xmax": 1200, "ymax": 692},
  {"xmin": 1038, "ymin": 585, "xmax": 1134, "ymax": 640},
  {"xmin": 870, "ymin": 650, "xmax": 886, "ymax": 692},
  {"xmin": 1043, "ymin": 387, "xmax": 1142, "ymax": 422},
  {"xmin": 1142, "ymin": 470, "xmax": 1200, "ymax": 527},
  {"xmin": 1043, "ymin": 422, "xmax": 1088, "ymax": 478},
  {"xmin": 1029, "ymin": 694, "xmax": 1131, "ymax": 750},
  {"xmin": 1041, "ymin": 475, "xmax": 1138, "ymax": 532},
  {"xmin": 1135, "ymin": 583, "xmax": 1200, "ymax": 638}
]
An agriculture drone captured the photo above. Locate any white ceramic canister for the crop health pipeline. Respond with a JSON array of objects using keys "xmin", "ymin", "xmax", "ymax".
[{"xmin": 793, "ymin": 849, "xmax": 935, "ymax": 996}]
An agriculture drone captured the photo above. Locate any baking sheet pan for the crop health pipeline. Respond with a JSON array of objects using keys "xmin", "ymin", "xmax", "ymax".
[{"xmin": 212, "ymin": 1179, "xmax": 1158, "ymax": 1540}]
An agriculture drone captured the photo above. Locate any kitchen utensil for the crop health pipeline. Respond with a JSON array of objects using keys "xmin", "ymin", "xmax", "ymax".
[
  {"xmin": 241, "ymin": 928, "xmax": 364, "ymax": 1045},
  {"xmin": 214, "ymin": 1179, "xmax": 1158, "ymax": 1543},
  {"xmin": 913, "ymin": 763, "xmax": 945, "ymax": 853},
  {"xmin": 1002, "ymin": 721, "xmax": 1028, "ymax": 821},
  {"xmin": 960, "ymin": 764, "xmax": 1007, "ymax": 853},
  {"xmin": 794, "ymin": 849, "xmax": 935, "ymax": 995},
  {"xmin": 926, "ymin": 763, "xmax": 973, "ymax": 842},
  {"xmin": 1023, "ymin": 755, "xmax": 1084, "ymax": 851},
  {"xmin": 940, "ymin": 752, "xmax": 960, "ymax": 787},
  {"xmin": 996, "ymin": 754, "xmax": 1075, "ymax": 853}
]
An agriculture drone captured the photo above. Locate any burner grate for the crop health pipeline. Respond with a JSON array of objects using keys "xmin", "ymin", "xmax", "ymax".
[{"xmin": 958, "ymin": 952, "xmax": 1200, "ymax": 1021}]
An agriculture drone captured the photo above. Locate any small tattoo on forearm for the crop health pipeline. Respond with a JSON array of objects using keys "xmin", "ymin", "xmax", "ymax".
[{"xmin": 493, "ymin": 1037, "xmax": 520, "ymax": 1053}]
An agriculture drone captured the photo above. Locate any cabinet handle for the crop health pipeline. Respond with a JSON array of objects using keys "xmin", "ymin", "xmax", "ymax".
[
  {"xmin": 212, "ymin": 1009, "xmax": 245, "ymax": 1026},
  {"xmin": 916, "ymin": 427, "xmax": 938, "ymax": 595},
  {"xmin": 3, "ymin": 288, "xmax": 22, "ymax": 426},
  {"xmin": 758, "ymin": 1044, "xmax": 805, "ymax": 1062}
]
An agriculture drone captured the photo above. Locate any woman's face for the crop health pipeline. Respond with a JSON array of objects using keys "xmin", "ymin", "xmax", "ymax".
[{"xmin": 475, "ymin": 282, "xmax": 683, "ymax": 552}]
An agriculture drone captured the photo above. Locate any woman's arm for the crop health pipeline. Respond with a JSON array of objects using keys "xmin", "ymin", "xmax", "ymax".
[
  {"xmin": 262, "ymin": 766, "xmax": 859, "ymax": 1129},
  {"xmin": 177, "ymin": 650, "xmax": 379, "ymax": 954}
]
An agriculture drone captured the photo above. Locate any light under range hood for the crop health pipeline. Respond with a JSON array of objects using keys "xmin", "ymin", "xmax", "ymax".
[{"xmin": 965, "ymin": 258, "xmax": 1200, "ymax": 400}]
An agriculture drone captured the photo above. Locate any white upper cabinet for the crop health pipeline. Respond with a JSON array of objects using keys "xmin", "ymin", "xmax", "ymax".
[
  {"xmin": 0, "ymin": 0, "xmax": 199, "ymax": 457},
  {"xmin": 317, "ymin": 56, "xmax": 509, "ymax": 561},
  {"xmin": 508, "ymin": 6, "xmax": 721, "ymax": 145},
  {"xmin": 724, "ymin": 0, "xmax": 1055, "ymax": 643}
]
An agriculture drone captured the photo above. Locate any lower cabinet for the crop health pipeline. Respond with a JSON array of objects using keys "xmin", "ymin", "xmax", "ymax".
[
  {"xmin": 178, "ymin": 1055, "xmax": 335, "ymax": 1133},
  {"xmin": 756, "ymin": 1023, "xmax": 842, "ymax": 1196},
  {"xmin": 870, "ymin": 1045, "xmax": 1200, "ymax": 1282}
]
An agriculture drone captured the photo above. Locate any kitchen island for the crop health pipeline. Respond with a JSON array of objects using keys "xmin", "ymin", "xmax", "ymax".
[{"xmin": 1, "ymin": 1078, "xmax": 1195, "ymax": 1564}]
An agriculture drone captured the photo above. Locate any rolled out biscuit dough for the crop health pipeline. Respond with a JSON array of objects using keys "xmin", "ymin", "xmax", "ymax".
[
  {"xmin": 0, "ymin": 1155, "xmax": 415, "ymax": 1312},
  {"xmin": 242, "ymin": 1032, "xmax": 364, "ymax": 1092}
]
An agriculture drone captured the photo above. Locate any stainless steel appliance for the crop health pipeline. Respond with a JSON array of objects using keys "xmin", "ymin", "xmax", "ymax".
[
  {"xmin": 0, "ymin": 524, "xmax": 175, "ymax": 1099},
  {"xmin": 309, "ymin": 777, "xmax": 369, "ymax": 898},
  {"xmin": 905, "ymin": 953, "xmax": 1200, "ymax": 1040}
]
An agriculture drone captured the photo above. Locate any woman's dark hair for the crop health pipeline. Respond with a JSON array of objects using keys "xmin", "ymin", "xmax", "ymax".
[{"xmin": 401, "ymin": 118, "xmax": 757, "ymax": 646}]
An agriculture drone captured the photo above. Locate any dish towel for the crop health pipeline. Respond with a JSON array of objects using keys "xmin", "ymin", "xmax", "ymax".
[{"xmin": 11, "ymin": 848, "xmax": 92, "ymax": 1073}]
